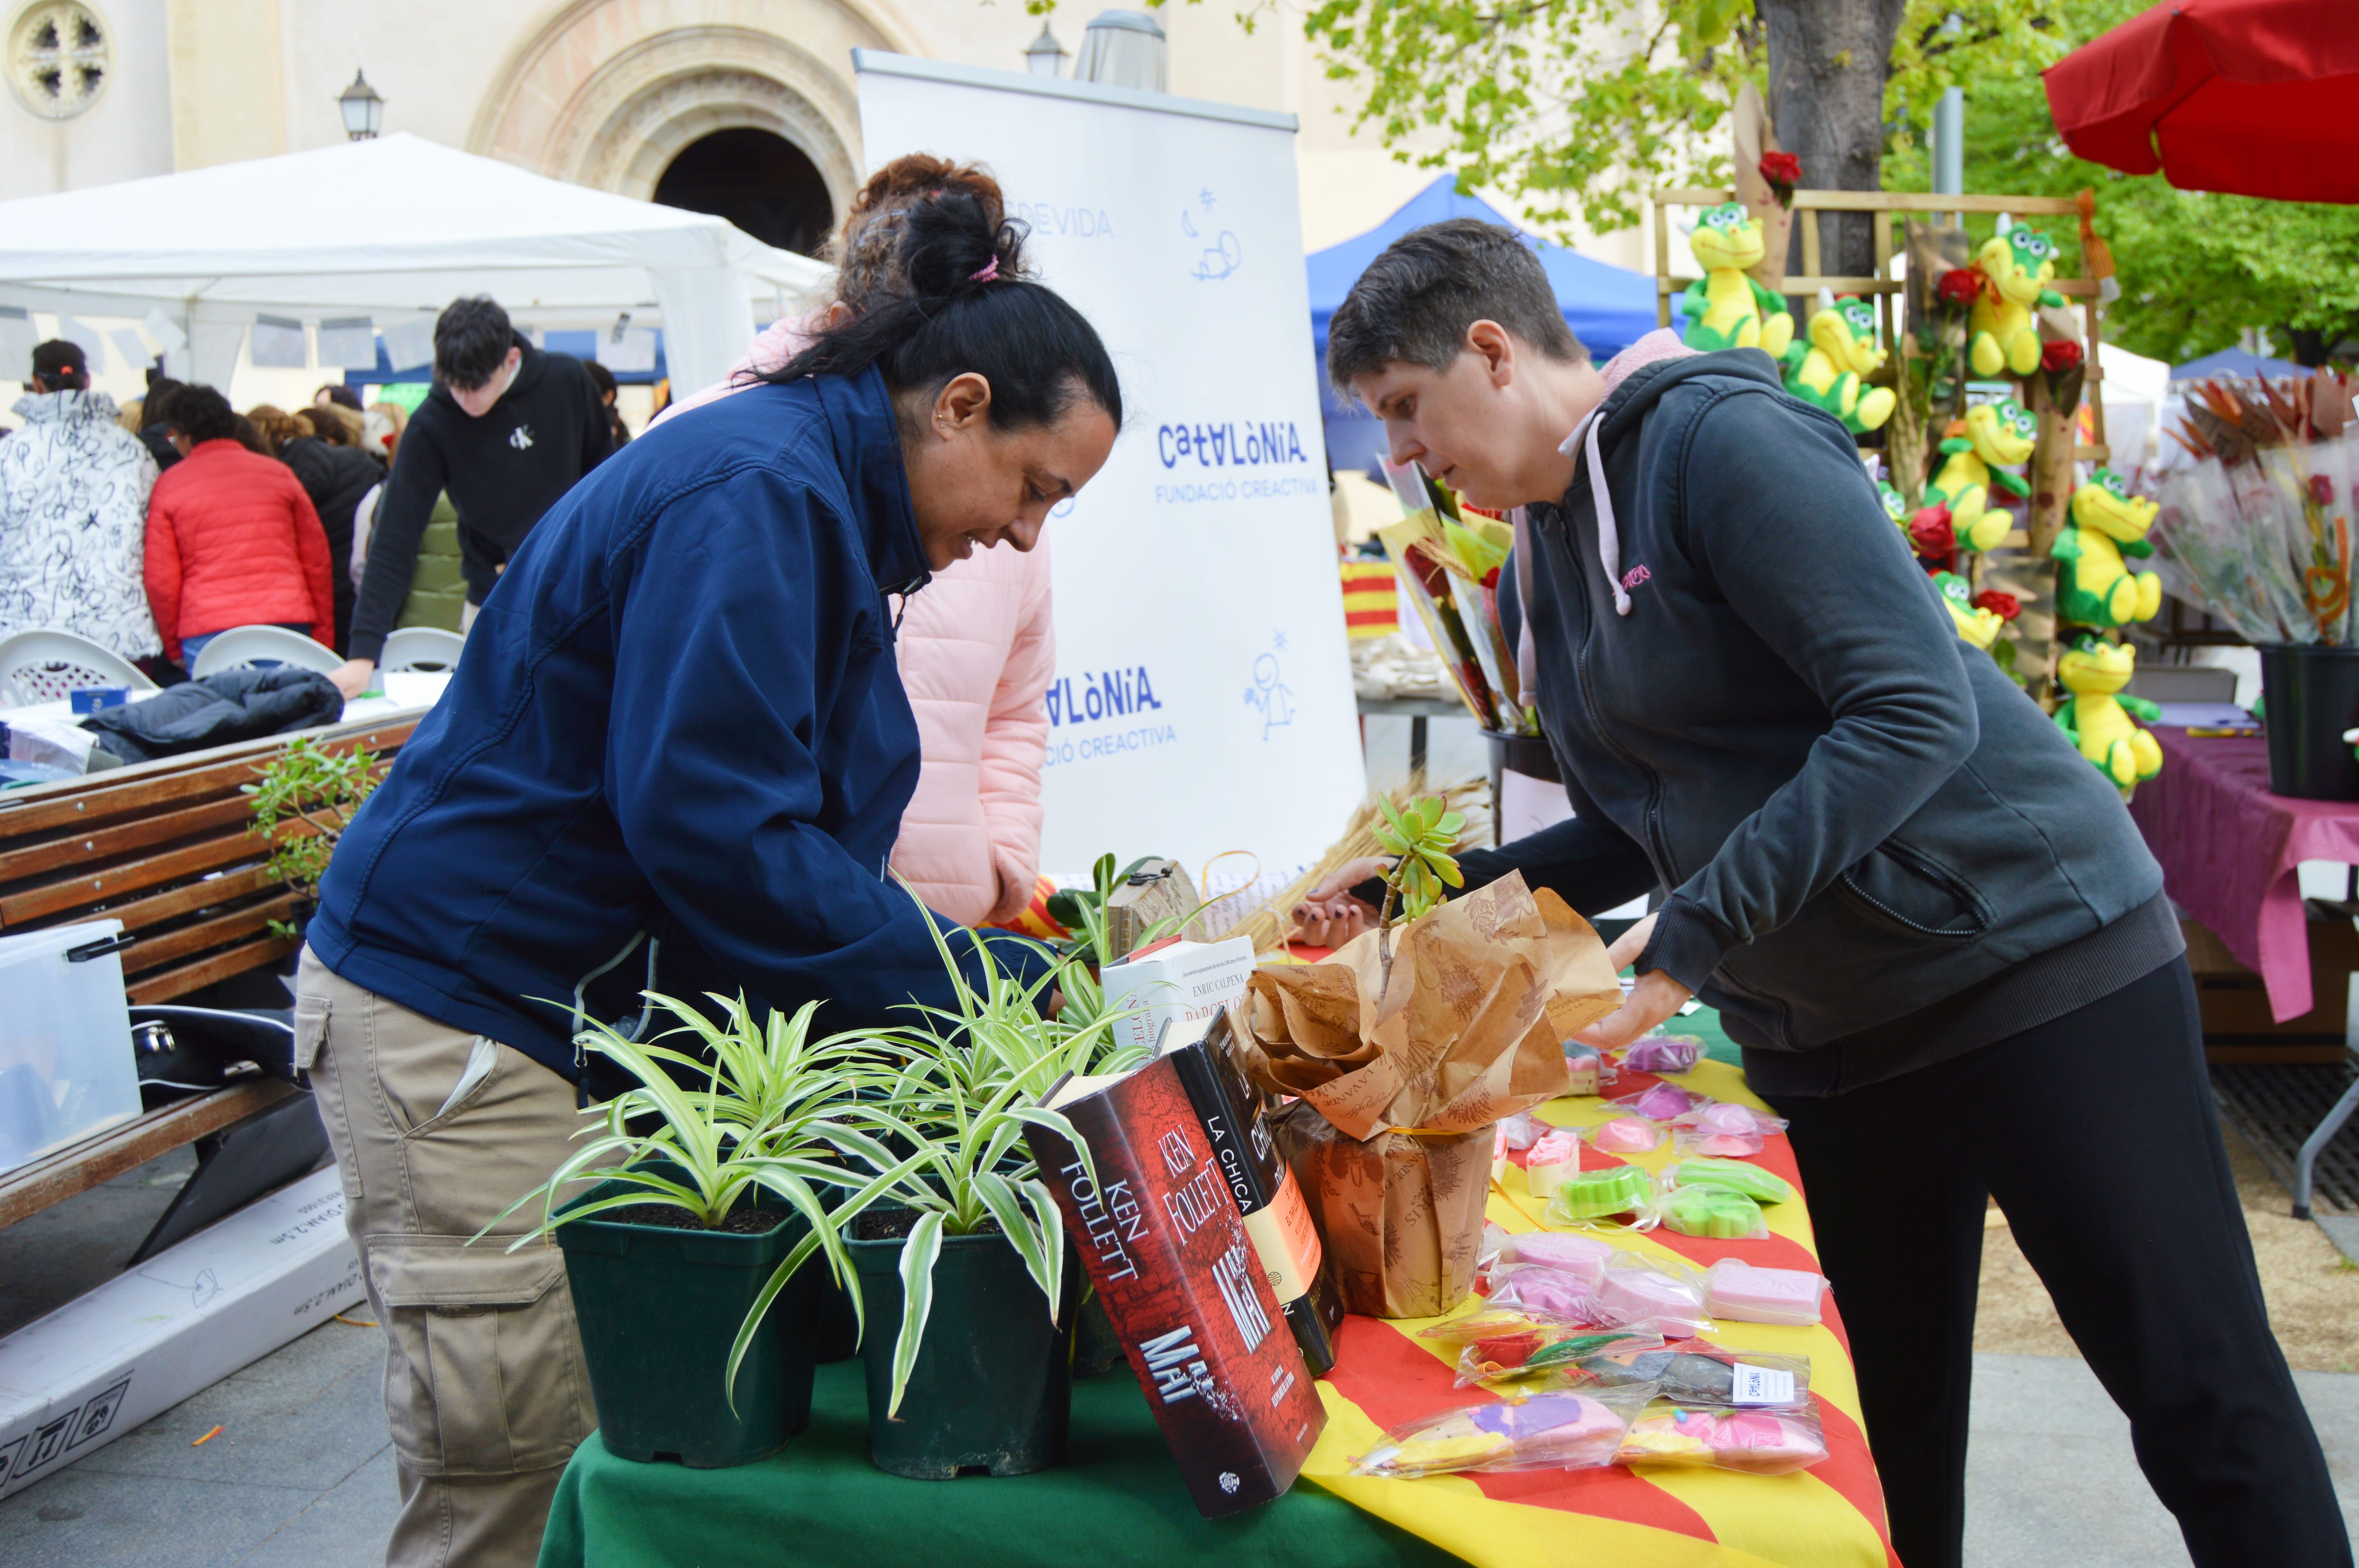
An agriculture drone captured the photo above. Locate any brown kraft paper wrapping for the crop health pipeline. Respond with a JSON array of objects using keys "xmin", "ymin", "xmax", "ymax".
[{"xmin": 1228, "ymin": 873, "xmax": 1622, "ymax": 1317}]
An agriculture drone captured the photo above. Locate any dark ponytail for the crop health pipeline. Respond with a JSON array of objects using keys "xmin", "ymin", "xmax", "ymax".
[{"xmin": 767, "ymin": 190, "xmax": 1121, "ymax": 433}]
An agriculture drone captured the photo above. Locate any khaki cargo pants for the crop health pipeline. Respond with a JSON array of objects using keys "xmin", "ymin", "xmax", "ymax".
[{"xmin": 295, "ymin": 949, "xmax": 598, "ymax": 1568}]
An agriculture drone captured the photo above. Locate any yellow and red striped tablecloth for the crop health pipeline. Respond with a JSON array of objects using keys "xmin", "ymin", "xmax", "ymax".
[{"xmin": 1297, "ymin": 1057, "xmax": 1898, "ymax": 1568}]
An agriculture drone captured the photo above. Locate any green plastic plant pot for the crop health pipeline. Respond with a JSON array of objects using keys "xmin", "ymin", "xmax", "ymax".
[
  {"xmin": 554, "ymin": 1165, "xmax": 826, "ymax": 1468},
  {"xmin": 847, "ymin": 1224, "xmax": 1076, "ymax": 1479}
]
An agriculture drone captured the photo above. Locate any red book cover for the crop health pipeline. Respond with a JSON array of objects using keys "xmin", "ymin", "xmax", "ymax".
[{"xmin": 1027, "ymin": 1054, "xmax": 1327, "ymax": 1518}]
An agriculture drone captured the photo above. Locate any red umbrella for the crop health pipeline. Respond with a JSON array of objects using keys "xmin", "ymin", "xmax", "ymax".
[{"xmin": 2043, "ymin": 0, "xmax": 2359, "ymax": 203}]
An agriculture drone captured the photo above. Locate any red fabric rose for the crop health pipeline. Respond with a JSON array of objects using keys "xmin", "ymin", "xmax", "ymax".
[
  {"xmin": 1973, "ymin": 589, "xmax": 2021, "ymax": 621},
  {"xmin": 1759, "ymin": 152, "xmax": 1802, "ymax": 189},
  {"xmin": 2312, "ymin": 475, "xmax": 2335, "ymax": 506},
  {"xmin": 1936, "ymin": 269, "xmax": 1981, "ymax": 306},
  {"xmin": 1909, "ymin": 505, "xmax": 1956, "ymax": 559},
  {"xmin": 2041, "ymin": 339, "xmax": 2085, "ymax": 373}
]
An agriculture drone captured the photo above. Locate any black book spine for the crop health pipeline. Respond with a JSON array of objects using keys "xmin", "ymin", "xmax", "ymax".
[{"xmin": 1166, "ymin": 1038, "xmax": 1343, "ymax": 1377}]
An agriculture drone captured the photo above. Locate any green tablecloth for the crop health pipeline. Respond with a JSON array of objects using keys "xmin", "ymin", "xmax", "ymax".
[{"xmin": 538, "ymin": 1362, "xmax": 1458, "ymax": 1568}]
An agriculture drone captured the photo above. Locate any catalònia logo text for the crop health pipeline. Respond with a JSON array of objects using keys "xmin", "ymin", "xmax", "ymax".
[
  {"xmin": 1047, "ymin": 666, "xmax": 1163, "ymax": 728},
  {"xmin": 1157, "ymin": 419, "xmax": 1309, "ymax": 470}
]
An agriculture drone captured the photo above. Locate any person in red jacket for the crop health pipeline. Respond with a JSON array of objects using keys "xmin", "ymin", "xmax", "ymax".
[{"xmin": 145, "ymin": 385, "xmax": 335, "ymax": 666}]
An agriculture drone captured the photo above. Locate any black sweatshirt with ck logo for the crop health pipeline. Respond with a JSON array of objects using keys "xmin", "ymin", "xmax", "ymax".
[{"xmin": 347, "ymin": 336, "xmax": 611, "ymax": 661}]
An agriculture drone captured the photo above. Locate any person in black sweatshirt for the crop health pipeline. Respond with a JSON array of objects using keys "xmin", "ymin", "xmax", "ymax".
[{"xmin": 330, "ymin": 296, "xmax": 611, "ymax": 696}]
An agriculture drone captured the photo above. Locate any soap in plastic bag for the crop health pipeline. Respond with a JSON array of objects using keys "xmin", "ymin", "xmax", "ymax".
[
  {"xmin": 1523, "ymin": 1127, "xmax": 1585, "ymax": 1197},
  {"xmin": 1454, "ymin": 1327, "xmax": 1663, "ymax": 1387},
  {"xmin": 1621, "ymin": 1034, "xmax": 1704, "ymax": 1075},
  {"xmin": 1704, "ymin": 1258, "xmax": 1828, "ymax": 1327},
  {"xmin": 1618, "ymin": 1404, "xmax": 1829, "ymax": 1474},
  {"xmin": 1595, "ymin": 1252, "xmax": 1711, "ymax": 1337},
  {"xmin": 1545, "ymin": 1165, "xmax": 1658, "ymax": 1229},
  {"xmin": 1535, "ymin": 1338, "xmax": 1812, "ymax": 1408},
  {"xmin": 1497, "ymin": 1230, "xmax": 1616, "ymax": 1286},
  {"xmin": 1581, "ymin": 1115, "xmax": 1664, "ymax": 1154},
  {"xmin": 1352, "ymin": 1387, "xmax": 1657, "ymax": 1479},
  {"xmin": 1671, "ymin": 1102, "xmax": 1789, "ymax": 1158},
  {"xmin": 1667, "ymin": 1158, "xmax": 1796, "ymax": 1206},
  {"xmin": 1661, "ymin": 1183, "xmax": 1768, "ymax": 1240},
  {"xmin": 1562, "ymin": 1041, "xmax": 1613, "ymax": 1096},
  {"xmin": 1610, "ymin": 1083, "xmax": 1712, "ymax": 1121}
]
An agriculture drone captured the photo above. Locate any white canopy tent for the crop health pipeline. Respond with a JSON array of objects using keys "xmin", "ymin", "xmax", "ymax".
[{"xmin": 0, "ymin": 134, "xmax": 830, "ymax": 394}]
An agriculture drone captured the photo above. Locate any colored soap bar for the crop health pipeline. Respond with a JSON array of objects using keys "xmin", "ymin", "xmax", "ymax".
[
  {"xmin": 1583, "ymin": 1115, "xmax": 1663, "ymax": 1154},
  {"xmin": 1612, "ymin": 1083, "xmax": 1708, "ymax": 1121},
  {"xmin": 1705, "ymin": 1259, "xmax": 1828, "ymax": 1326},
  {"xmin": 1623, "ymin": 1034, "xmax": 1703, "ymax": 1074},
  {"xmin": 1546, "ymin": 1164, "xmax": 1656, "ymax": 1225},
  {"xmin": 1669, "ymin": 1158, "xmax": 1796, "ymax": 1205},
  {"xmin": 1499, "ymin": 1231, "xmax": 1615, "ymax": 1286},
  {"xmin": 1661, "ymin": 1185, "xmax": 1767, "ymax": 1240},
  {"xmin": 1595, "ymin": 1263, "xmax": 1706, "ymax": 1332}
]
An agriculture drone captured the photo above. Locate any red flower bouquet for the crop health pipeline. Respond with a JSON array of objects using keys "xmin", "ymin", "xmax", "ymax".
[
  {"xmin": 1909, "ymin": 505, "xmax": 1957, "ymax": 559},
  {"xmin": 2041, "ymin": 339, "xmax": 2084, "ymax": 374},
  {"xmin": 1972, "ymin": 589, "xmax": 2021, "ymax": 621},
  {"xmin": 1758, "ymin": 152, "xmax": 1802, "ymax": 206}
]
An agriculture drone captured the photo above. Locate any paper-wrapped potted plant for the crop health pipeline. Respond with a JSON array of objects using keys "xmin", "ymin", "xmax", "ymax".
[
  {"xmin": 1229, "ymin": 799, "xmax": 1622, "ymax": 1316},
  {"xmin": 839, "ymin": 921, "xmax": 1139, "ymax": 1478},
  {"xmin": 479, "ymin": 995, "xmax": 915, "ymax": 1468}
]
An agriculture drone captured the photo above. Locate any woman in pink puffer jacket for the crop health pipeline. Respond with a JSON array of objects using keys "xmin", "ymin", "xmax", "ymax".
[{"xmin": 654, "ymin": 158, "xmax": 1051, "ymax": 925}]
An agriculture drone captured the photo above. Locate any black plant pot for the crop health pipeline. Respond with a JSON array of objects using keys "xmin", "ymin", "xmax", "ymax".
[
  {"xmin": 847, "ymin": 1223, "xmax": 1076, "ymax": 1479},
  {"xmin": 554, "ymin": 1166, "xmax": 825, "ymax": 1467},
  {"xmin": 1071, "ymin": 1291, "xmax": 1125, "ymax": 1379},
  {"xmin": 2259, "ymin": 644, "xmax": 2359, "ymax": 800}
]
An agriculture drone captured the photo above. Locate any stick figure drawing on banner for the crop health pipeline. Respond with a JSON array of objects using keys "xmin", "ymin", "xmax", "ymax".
[{"xmin": 1245, "ymin": 653, "xmax": 1294, "ymax": 740}]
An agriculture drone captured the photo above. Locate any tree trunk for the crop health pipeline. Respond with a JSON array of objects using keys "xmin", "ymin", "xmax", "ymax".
[{"xmin": 1761, "ymin": 0, "xmax": 1908, "ymax": 281}]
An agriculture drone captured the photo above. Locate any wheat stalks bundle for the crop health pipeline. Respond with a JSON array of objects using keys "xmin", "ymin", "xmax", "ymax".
[{"xmin": 1229, "ymin": 774, "xmax": 1492, "ymax": 955}]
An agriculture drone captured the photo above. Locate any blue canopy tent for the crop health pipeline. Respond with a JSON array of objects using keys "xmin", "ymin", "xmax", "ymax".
[
  {"xmin": 1309, "ymin": 176, "xmax": 1658, "ymax": 475},
  {"xmin": 2169, "ymin": 347, "xmax": 2306, "ymax": 381}
]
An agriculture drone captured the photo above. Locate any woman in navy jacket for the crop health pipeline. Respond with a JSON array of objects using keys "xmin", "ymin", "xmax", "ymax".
[{"xmin": 294, "ymin": 194, "xmax": 1120, "ymax": 1568}]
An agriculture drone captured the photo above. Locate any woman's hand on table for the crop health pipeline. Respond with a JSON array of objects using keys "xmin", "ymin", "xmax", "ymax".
[
  {"xmin": 1576, "ymin": 969, "xmax": 1694, "ymax": 1051},
  {"xmin": 1290, "ymin": 855, "xmax": 1391, "ymax": 947},
  {"xmin": 329, "ymin": 659, "xmax": 376, "ymax": 700}
]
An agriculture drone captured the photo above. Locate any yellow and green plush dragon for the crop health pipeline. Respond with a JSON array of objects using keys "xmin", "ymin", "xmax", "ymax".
[
  {"xmin": 1925, "ymin": 398, "xmax": 2038, "ymax": 553},
  {"xmin": 2055, "ymin": 634, "xmax": 2162, "ymax": 791},
  {"xmin": 1781, "ymin": 290, "xmax": 1895, "ymax": 434},
  {"xmin": 2053, "ymin": 468, "xmax": 2163, "ymax": 627},
  {"xmin": 1676, "ymin": 203, "xmax": 1794, "ymax": 358},
  {"xmin": 1968, "ymin": 217, "xmax": 2068, "ymax": 379},
  {"xmin": 1933, "ymin": 571, "xmax": 2003, "ymax": 650}
]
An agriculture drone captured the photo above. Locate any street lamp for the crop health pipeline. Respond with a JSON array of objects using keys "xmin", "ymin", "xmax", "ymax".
[
  {"xmin": 337, "ymin": 69, "xmax": 383, "ymax": 140},
  {"xmin": 1024, "ymin": 22, "xmax": 1067, "ymax": 78}
]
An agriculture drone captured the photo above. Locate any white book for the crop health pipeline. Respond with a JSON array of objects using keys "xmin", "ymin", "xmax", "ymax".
[{"xmin": 1102, "ymin": 935, "xmax": 1257, "ymax": 1057}]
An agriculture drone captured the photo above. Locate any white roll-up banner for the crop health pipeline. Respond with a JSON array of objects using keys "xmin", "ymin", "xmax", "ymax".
[{"xmin": 855, "ymin": 53, "xmax": 1365, "ymax": 902}]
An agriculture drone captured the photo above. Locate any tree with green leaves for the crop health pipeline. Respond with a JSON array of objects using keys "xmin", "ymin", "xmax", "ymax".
[
  {"xmin": 1370, "ymin": 795, "xmax": 1465, "ymax": 995},
  {"xmin": 1299, "ymin": 0, "xmax": 2066, "ymax": 277}
]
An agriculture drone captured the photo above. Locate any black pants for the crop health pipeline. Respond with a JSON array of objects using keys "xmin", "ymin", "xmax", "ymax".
[{"xmin": 1768, "ymin": 958, "xmax": 2349, "ymax": 1568}]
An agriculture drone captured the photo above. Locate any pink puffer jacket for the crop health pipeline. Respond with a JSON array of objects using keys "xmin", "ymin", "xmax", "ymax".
[{"xmin": 656, "ymin": 317, "xmax": 1054, "ymax": 925}]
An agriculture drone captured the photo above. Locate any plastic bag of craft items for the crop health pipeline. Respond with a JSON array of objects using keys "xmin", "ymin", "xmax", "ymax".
[
  {"xmin": 1580, "ymin": 1114, "xmax": 1665, "ymax": 1155},
  {"xmin": 1521, "ymin": 1127, "xmax": 1585, "ymax": 1197},
  {"xmin": 1534, "ymin": 1338, "xmax": 1813, "ymax": 1408},
  {"xmin": 1494, "ymin": 1229, "xmax": 1617, "ymax": 1287},
  {"xmin": 1545, "ymin": 1164, "xmax": 1659, "ymax": 1230},
  {"xmin": 1659, "ymin": 1183, "xmax": 1770, "ymax": 1241},
  {"xmin": 1497, "ymin": 1111, "xmax": 1543, "ymax": 1152},
  {"xmin": 1352, "ymin": 1385, "xmax": 1660, "ymax": 1480},
  {"xmin": 1417, "ymin": 1305, "xmax": 1638, "ymax": 1380},
  {"xmin": 1610, "ymin": 1083, "xmax": 1712, "ymax": 1122},
  {"xmin": 1704, "ymin": 1258, "xmax": 1828, "ymax": 1327},
  {"xmin": 1671, "ymin": 1102, "xmax": 1789, "ymax": 1158},
  {"xmin": 1618, "ymin": 1403, "xmax": 1830, "ymax": 1475},
  {"xmin": 1621, "ymin": 1034, "xmax": 1704, "ymax": 1075},
  {"xmin": 1594, "ymin": 1252, "xmax": 1711, "ymax": 1337},
  {"xmin": 1665, "ymin": 1158, "xmax": 1796, "ymax": 1207},
  {"xmin": 1455, "ymin": 1325, "xmax": 1665, "ymax": 1388},
  {"xmin": 1562, "ymin": 1040, "xmax": 1615, "ymax": 1096},
  {"xmin": 1487, "ymin": 1261, "xmax": 1615, "ymax": 1324}
]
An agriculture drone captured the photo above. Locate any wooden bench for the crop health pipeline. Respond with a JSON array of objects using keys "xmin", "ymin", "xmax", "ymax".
[{"xmin": 0, "ymin": 713, "xmax": 418, "ymax": 1231}]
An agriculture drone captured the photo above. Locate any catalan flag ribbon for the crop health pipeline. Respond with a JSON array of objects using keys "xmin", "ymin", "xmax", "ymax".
[
  {"xmin": 985, "ymin": 872, "xmax": 1072, "ymax": 943},
  {"xmin": 1341, "ymin": 559, "xmax": 1401, "ymax": 642},
  {"xmin": 1299, "ymin": 1058, "xmax": 1898, "ymax": 1568}
]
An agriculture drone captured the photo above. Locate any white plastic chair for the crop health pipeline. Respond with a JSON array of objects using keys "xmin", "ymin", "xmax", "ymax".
[
  {"xmin": 379, "ymin": 626, "xmax": 464, "ymax": 674},
  {"xmin": 187, "ymin": 625, "xmax": 343, "ymax": 679},
  {"xmin": 0, "ymin": 628, "xmax": 160, "ymax": 705}
]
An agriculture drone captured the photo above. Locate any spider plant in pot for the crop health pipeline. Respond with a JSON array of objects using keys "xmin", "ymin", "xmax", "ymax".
[
  {"xmin": 840, "ymin": 920, "xmax": 1141, "ymax": 1479},
  {"xmin": 479, "ymin": 993, "xmax": 916, "ymax": 1468}
]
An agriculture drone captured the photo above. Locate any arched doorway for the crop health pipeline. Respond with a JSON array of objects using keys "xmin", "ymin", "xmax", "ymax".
[{"xmin": 653, "ymin": 128, "xmax": 835, "ymax": 256}]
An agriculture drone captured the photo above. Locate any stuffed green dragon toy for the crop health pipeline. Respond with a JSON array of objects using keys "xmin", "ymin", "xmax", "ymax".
[
  {"xmin": 1968, "ymin": 216, "xmax": 2068, "ymax": 379},
  {"xmin": 1782, "ymin": 290, "xmax": 1895, "ymax": 433},
  {"xmin": 1676, "ymin": 203, "xmax": 1794, "ymax": 358},
  {"xmin": 1925, "ymin": 399, "xmax": 2037, "ymax": 553},
  {"xmin": 1932, "ymin": 571, "xmax": 2003, "ymax": 650},
  {"xmin": 2053, "ymin": 468, "xmax": 2163, "ymax": 627},
  {"xmin": 1877, "ymin": 478, "xmax": 1910, "ymax": 537},
  {"xmin": 2055, "ymin": 634, "xmax": 2162, "ymax": 790}
]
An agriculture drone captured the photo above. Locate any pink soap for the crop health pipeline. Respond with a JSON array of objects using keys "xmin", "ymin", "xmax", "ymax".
[
  {"xmin": 1614, "ymin": 1084, "xmax": 1707, "ymax": 1121},
  {"xmin": 1586, "ymin": 1116, "xmax": 1663, "ymax": 1154},
  {"xmin": 1501, "ymin": 1232, "xmax": 1615, "ymax": 1287},
  {"xmin": 1705, "ymin": 1259, "xmax": 1827, "ymax": 1327},
  {"xmin": 1489, "ymin": 1265, "xmax": 1605, "ymax": 1323},
  {"xmin": 1596, "ymin": 1263, "xmax": 1706, "ymax": 1333},
  {"xmin": 1498, "ymin": 1111, "xmax": 1543, "ymax": 1151}
]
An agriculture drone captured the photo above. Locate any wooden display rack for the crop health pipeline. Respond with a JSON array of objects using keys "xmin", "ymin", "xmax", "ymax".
[{"xmin": 1648, "ymin": 186, "xmax": 2113, "ymax": 701}]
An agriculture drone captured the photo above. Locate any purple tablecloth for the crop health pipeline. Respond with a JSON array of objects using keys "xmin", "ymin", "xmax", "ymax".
[{"xmin": 2128, "ymin": 726, "xmax": 2359, "ymax": 1021}]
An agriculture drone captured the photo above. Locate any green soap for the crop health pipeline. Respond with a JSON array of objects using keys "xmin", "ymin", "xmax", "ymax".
[
  {"xmin": 1670, "ymin": 1158, "xmax": 1796, "ymax": 1206},
  {"xmin": 1546, "ymin": 1165, "xmax": 1654, "ymax": 1223},
  {"xmin": 1661, "ymin": 1184, "xmax": 1764, "ymax": 1239}
]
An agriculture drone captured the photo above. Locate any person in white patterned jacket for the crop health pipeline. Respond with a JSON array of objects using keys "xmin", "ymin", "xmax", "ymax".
[{"xmin": 0, "ymin": 341, "xmax": 162, "ymax": 665}]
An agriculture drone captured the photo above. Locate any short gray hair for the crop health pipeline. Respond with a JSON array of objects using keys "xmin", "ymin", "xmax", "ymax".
[{"xmin": 1327, "ymin": 218, "xmax": 1582, "ymax": 401}]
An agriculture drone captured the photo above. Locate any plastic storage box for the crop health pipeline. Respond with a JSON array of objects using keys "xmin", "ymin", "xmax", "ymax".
[{"xmin": 0, "ymin": 919, "xmax": 141, "ymax": 1176}]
